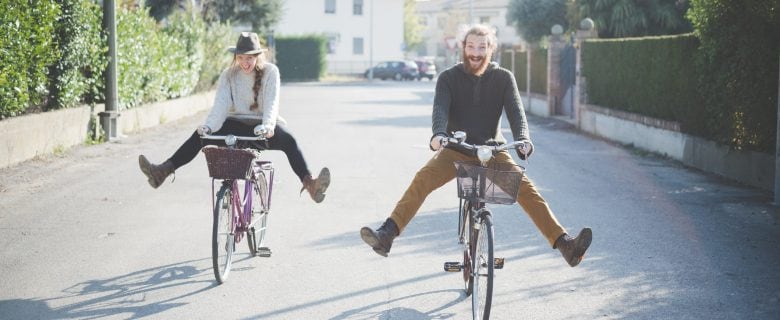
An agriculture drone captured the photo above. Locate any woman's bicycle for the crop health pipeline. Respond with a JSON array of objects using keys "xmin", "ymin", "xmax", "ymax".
[
  {"xmin": 441, "ymin": 131, "xmax": 526, "ymax": 320},
  {"xmin": 201, "ymin": 133, "xmax": 275, "ymax": 284}
]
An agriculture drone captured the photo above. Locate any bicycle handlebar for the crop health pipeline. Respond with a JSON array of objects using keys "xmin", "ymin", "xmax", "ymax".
[
  {"xmin": 440, "ymin": 132, "xmax": 526, "ymax": 152},
  {"xmin": 200, "ymin": 133, "xmax": 267, "ymax": 147}
]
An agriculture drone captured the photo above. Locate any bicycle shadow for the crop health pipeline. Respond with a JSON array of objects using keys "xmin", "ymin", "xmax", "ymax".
[
  {"xmin": 0, "ymin": 259, "xmax": 215, "ymax": 319},
  {"xmin": 328, "ymin": 289, "xmax": 463, "ymax": 320}
]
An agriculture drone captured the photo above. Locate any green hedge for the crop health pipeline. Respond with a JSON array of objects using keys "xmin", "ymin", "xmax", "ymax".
[
  {"xmin": 688, "ymin": 0, "xmax": 779, "ymax": 153},
  {"xmin": 0, "ymin": 0, "xmax": 60, "ymax": 118},
  {"xmin": 275, "ymin": 35, "xmax": 327, "ymax": 81},
  {"xmin": 499, "ymin": 48, "xmax": 547, "ymax": 95},
  {"xmin": 48, "ymin": 0, "xmax": 106, "ymax": 110},
  {"xmin": 581, "ymin": 34, "xmax": 701, "ymax": 123}
]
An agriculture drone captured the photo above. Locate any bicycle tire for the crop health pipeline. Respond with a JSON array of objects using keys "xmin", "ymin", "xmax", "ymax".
[
  {"xmin": 212, "ymin": 183, "xmax": 235, "ymax": 284},
  {"xmin": 462, "ymin": 201, "xmax": 475, "ymax": 296},
  {"xmin": 248, "ymin": 173, "xmax": 270, "ymax": 255},
  {"xmin": 472, "ymin": 212, "xmax": 495, "ymax": 320}
]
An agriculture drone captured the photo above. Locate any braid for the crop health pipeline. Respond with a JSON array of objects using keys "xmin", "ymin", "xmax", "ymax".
[{"xmin": 249, "ymin": 64, "xmax": 265, "ymax": 111}]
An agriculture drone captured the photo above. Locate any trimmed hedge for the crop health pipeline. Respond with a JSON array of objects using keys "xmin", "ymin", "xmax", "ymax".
[
  {"xmin": 581, "ymin": 34, "xmax": 701, "ymax": 123},
  {"xmin": 0, "ymin": 0, "xmax": 61, "ymax": 118},
  {"xmin": 275, "ymin": 35, "xmax": 327, "ymax": 81},
  {"xmin": 48, "ymin": 0, "xmax": 106, "ymax": 110}
]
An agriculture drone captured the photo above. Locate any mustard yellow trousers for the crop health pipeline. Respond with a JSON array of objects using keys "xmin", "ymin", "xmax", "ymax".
[{"xmin": 389, "ymin": 148, "xmax": 566, "ymax": 247}]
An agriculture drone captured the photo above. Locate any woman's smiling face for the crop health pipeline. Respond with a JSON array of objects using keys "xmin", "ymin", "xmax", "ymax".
[{"xmin": 237, "ymin": 54, "xmax": 259, "ymax": 73}]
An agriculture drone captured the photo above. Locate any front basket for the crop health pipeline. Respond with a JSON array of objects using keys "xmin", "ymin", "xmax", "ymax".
[
  {"xmin": 202, "ymin": 147, "xmax": 256, "ymax": 179},
  {"xmin": 454, "ymin": 161, "xmax": 524, "ymax": 205}
]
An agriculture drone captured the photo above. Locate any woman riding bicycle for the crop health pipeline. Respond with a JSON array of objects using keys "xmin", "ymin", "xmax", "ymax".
[
  {"xmin": 360, "ymin": 25, "xmax": 591, "ymax": 266},
  {"xmin": 138, "ymin": 32, "xmax": 330, "ymax": 203}
]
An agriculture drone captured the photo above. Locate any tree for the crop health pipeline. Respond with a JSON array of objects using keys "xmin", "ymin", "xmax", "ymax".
[
  {"xmin": 404, "ymin": 0, "xmax": 423, "ymax": 51},
  {"xmin": 201, "ymin": 0, "xmax": 282, "ymax": 34},
  {"xmin": 573, "ymin": 0, "xmax": 691, "ymax": 38},
  {"xmin": 507, "ymin": 0, "xmax": 568, "ymax": 43},
  {"xmin": 687, "ymin": 0, "xmax": 779, "ymax": 152}
]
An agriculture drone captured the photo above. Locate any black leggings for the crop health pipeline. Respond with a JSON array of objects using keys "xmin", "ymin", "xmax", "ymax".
[{"xmin": 166, "ymin": 119, "xmax": 311, "ymax": 182}]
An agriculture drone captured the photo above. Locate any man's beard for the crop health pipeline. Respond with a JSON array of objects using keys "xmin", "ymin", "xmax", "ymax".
[{"xmin": 462, "ymin": 52, "xmax": 490, "ymax": 75}]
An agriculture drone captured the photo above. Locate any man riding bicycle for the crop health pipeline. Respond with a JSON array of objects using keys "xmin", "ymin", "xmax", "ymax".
[{"xmin": 360, "ymin": 24, "xmax": 592, "ymax": 267}]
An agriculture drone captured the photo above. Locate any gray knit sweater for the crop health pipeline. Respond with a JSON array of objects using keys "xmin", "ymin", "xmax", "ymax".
[
  {"xmin": 432, "ymin": 62, "xmax": 529, "ymax": 145},
  {"xmin": 204, "ymin": 63, "xmax": 285, "ymax": 132}
]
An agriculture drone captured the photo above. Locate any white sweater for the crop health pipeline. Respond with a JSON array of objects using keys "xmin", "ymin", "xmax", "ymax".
[{"xmin": 203, "ymin": 63, "xmax": 285, "ymax": 132}]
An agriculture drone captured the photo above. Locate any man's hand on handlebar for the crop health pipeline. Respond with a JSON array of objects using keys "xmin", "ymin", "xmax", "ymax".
[
  {"xmin": 429, "ymin": 134, "xmax": 447, "ymax": 151},
  {"xmin": 515, "ymin": 139, "xmax": 534, "ymax": 160}
]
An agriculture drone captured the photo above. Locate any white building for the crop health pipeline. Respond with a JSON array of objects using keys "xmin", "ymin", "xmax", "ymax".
[
  {"xmin": 415, "ymin": 0, "xmax": 522, "ymax": 67},
  {"xmin": 275, "ymin": 0, "xmax": 405, "ymax": 75}
]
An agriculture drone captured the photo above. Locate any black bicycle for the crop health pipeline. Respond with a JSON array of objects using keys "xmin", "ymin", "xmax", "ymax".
[{"xmin": 441, "ymin": 131, "xmax": 526, "ymax": 320}]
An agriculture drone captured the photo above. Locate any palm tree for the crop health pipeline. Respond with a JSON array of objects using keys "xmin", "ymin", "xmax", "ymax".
[{"xmin": 574, "ymin": 0, "xmax": 691, "ymax": 38}]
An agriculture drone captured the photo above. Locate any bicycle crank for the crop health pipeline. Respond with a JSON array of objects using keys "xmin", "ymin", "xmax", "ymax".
[{"xmin": 444, "ymin": 261, "xmax": 463, "ymax": 272}]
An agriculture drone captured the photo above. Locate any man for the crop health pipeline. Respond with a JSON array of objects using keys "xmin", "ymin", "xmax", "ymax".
[{"xmin": 360, "ymin": 25, "xmax": 592, "ymax": 267}]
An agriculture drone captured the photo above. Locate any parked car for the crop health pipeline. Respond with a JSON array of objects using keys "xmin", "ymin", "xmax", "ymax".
[
  {"xmin": 415, "ymin": 59, "xmax": 436, "ymax": 80},
  {"xmin": 364, "ymin": 60, "xmax": 419, "ymax": 81}
]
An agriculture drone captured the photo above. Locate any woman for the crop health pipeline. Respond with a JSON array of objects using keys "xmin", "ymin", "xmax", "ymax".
[{"xmin": 138, "ymin": 32, "xmax": 330, "ymax": 203}]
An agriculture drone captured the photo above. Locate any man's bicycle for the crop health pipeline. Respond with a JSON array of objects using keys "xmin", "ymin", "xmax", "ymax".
[
  {"xmin": 201, "ymin": 133, "xmax": 275, "ymax": 284},
  {"xmin": 441, "ymin": 131, "xmax": 526, "ymax": 320}
]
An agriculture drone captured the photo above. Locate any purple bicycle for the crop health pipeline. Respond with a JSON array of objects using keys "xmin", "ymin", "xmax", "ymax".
[{"xmin": 201, "ymin": 133, "xmax": 275, "ymax": 284}]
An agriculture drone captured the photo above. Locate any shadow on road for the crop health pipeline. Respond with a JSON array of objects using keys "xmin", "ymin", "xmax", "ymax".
[{"xmin": 0, "ymin": 259, "xmax": 215, "ymax": 319}]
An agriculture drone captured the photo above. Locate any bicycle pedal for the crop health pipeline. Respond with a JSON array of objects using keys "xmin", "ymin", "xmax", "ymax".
[
  {"xmin": 257, "ymin": 247, "xmax": 272, "ymax": 257},
  {"xmin": 495, "ymin": 257, "xmax": 505, "ymax": 269},
  {"xmin": 444, "ymin": 262, "xmax": 462, "ymax": 272}
]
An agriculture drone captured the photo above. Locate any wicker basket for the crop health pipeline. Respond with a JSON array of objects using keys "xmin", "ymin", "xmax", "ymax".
[
  {"xmin": 454, "ymin": 161, "xmax": 524, "ymax": 205},
  {"xmin": 202, "ymin": 147, "xmax": 257, "ymax": 179}
]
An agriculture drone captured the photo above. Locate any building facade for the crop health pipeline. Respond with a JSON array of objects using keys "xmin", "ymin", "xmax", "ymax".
[
  {"xmin": 414, "ymin": 0, "xmax": 522, "ymax": 68},
  {"xmin": 275, "ymin": 0, "xmax": 404, "ymax": 75}
]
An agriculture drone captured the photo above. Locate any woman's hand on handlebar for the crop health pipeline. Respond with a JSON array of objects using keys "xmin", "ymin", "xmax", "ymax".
[
  {"xmin": 197, "ymin": 125, "xmax": 211, "ymax": 136},
  {"xmin": 253, "ymin": 124, "xmax": 275, "ymax": 138}
]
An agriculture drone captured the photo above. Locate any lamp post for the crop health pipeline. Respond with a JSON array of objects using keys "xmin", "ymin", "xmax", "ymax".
[
  {"xmin": 100, "ymin": 0, "xmax": 119, "ymax": 141},
  {"xmin": 368, "ymin": 0, "xmax": 374, "ymax": 80}
]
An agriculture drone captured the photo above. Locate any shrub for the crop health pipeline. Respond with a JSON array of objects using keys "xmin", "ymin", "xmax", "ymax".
[{"xmin": 275, "ymin": 35, "xmax": 327, "ymax": 81}]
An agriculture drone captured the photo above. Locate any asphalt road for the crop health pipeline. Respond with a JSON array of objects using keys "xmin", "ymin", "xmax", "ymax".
[{"xmin": 1, "ymin": 80, "xmax": 778, "ymax": 319}]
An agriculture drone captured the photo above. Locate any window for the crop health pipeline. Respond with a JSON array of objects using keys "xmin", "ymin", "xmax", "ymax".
[
  {"xmin": 353, "ymin": 37, "xmax": 364, "ymax": 55},
  {"xmin": 353, "ymin": 0, "xmax": 363, "ymax": 15},
  {"xmin": 325, "ymin": 0, "xmax": 336, "ymax": 14},
  {"xmin": 479, "ymin": 16, "xmax": 490, "ymax": 24},
  {"xmin": 418, "ymin": 16, "xmax": 427, "ymax": 26}
]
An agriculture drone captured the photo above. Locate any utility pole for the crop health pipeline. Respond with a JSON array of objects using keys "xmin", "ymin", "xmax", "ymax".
[
  {"xmin": 100, "ymin": 0, "xmax": 120, "ymax": 141},
  {"xmin": 774, "ymin": 53, "xmax": 780, "ymax": 204}
]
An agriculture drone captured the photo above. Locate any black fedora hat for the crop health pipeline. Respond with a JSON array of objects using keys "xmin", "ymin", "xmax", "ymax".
[{"xmin": 228, "ymin": 32, "xmax": 266, "ymax": 55}]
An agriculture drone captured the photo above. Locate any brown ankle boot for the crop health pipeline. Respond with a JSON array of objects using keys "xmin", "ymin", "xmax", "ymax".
[
  {"xmin": 360, "ymin": 218, "xmax": 399, "ymax": 257},
  {"xmin": 138, "ymin": 155, "xmax": 175, "ymax": 189},
  {"xmin": 300, "ymin": 168, "xmax": 330, "ymax": 203},
  {"xmin": 554, "ymin": 228, "xmax": 592, "ymax": 267}
]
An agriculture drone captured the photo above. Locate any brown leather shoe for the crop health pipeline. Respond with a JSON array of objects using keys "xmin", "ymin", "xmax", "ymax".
[
  {"xmin": 554, "ymin": 228, "xmax": 592, "ymax": 267},
  {"xmin": 360, "ymin": 218, "xmax": 399, "ymax": 257},
  {"xmin": 138, "ymin": 155, "xmax": 175, "ymax": 189},
  {"xmin": 300, "ymin": 168, "xmax": 330, "ymax": 203}
]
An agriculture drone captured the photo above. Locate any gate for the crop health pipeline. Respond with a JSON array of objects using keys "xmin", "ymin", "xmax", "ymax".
[{"xmin": 558, "ymin": 41, "xmax": 576, "ymax": 117}]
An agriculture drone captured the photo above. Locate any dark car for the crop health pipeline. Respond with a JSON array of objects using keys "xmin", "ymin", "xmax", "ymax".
[
  {"xmin": 364, "ymin": 60, "xmax": 419, "ymax": 81},
  {"xmin": 415, "ymin": 59, "xmax": 436, "ymax": 80}
]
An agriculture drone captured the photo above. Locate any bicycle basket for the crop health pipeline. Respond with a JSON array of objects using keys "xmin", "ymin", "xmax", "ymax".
[
  {"xmin": 202, "ymin": 147, "xmax": 257, "ymax": 179},
  {"xmin": 454, "ymin": 161, "xmax": 525, "ymax": 205}
]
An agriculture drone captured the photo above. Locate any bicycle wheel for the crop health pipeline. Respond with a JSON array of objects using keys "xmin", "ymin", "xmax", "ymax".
[
  {"xmin": 472, "ymin": 212, "xmax": 495, "ymax": 320},
  {"xmin": 212, "ymin": 183, "xmax": 235, "ymax": 284},
  {"xmin": 248, "ymin": 172, "xmax": 270, "ymax": 256}
]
